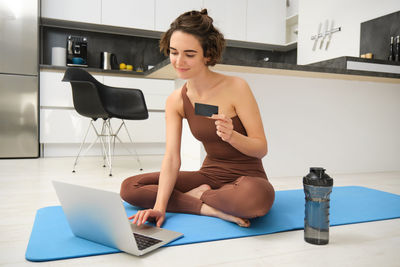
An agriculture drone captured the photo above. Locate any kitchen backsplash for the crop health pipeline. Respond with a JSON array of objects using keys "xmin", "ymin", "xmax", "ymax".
[
  {"xmin": 40, "ymin": 24, "xmax": 297, "ymax": 71},
  {"xmin": 360, "ymin": 10, "xmax": 400, "ymax": 61},
  {"xmin": 41, "ymin": 26, "xmax": 166, "ymax": 70}
]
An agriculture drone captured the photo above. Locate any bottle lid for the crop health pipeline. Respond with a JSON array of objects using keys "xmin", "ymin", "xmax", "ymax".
[{"xmin": 303, "ymin": 167, "xmax": 333, "ymax": 186}]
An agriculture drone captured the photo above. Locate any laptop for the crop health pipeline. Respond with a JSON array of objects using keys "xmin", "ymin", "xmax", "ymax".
[{"xmin": 52, "ymin": 180, "xmax": 183, "ymax": 256}]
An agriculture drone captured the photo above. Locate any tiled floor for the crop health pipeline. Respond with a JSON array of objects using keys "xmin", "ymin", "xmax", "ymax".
[{"xmin": 0, "ymin": 156, "xmax": 399, "ymax": 266}]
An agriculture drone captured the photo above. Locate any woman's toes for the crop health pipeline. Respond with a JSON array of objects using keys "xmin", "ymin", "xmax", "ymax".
[{"xmin": 237, "ymin": 218, "xmax": 251, "ymax": 228}]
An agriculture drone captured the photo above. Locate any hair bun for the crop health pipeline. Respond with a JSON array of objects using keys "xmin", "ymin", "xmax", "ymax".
[{"xmin": 200, "ymin": 9, "xmax": 208, "ymax": 15}]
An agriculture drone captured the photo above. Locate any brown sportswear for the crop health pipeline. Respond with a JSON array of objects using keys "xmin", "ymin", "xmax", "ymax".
[{"xmin": 120, "ymin": 84, "xmax": 275, "ymax": 219}]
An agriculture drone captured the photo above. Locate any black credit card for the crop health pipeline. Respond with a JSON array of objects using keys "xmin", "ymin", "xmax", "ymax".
[{"xmin": 194, "ymin": 103, "xmax": 219, "ymax": 117}]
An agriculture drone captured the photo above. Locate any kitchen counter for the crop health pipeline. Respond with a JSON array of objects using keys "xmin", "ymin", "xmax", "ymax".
[
  {"xmin": 40, "ymin": 64, "xmax": 148, "ymax": 78},
  {"xmin": 41, "ymin": 56, "xmax": 400, "ymax": 83},
  {"xmin": 145, "ymin": 57, "xmax": 400, "ymax": 83},
  {"xmin": 309, "ymin": 56, "xmax": 400, "ymax": 74}
]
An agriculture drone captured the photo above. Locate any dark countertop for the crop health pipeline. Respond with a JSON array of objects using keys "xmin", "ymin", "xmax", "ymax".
[
  {"xmin": 41, "ymin": 56, "xmax": 400, "ymax": 82},
  {"xmin": 145, "ymin": 56, "xmax": 400, "ymax": 81},
  {"xmin": 40, "ymin": 64, "xmax": 148, "ymax": 77},
  {"xmin": 309, "ymin": 56, "xmax": 400, "ymax": 69}
]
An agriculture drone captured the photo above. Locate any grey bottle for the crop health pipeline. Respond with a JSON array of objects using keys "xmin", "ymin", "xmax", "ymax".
[{"xmin": 303, "ymin": 167, "xmax": 333, "ymax": 245}]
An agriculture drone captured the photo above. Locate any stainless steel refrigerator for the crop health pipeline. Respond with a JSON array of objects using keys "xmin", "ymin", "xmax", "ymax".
[{"xmin": 0, "ymin": 0, "xmax": 39, "ymax": 158}]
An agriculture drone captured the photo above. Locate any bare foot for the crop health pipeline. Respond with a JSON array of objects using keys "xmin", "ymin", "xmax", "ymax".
[
  {"xmin": 200, "ymin": 204, "xmax": 251, "ymax": 228},
  {"xmin": 185, "ymin": 184, "xmax": 211, "ymax": 199}
]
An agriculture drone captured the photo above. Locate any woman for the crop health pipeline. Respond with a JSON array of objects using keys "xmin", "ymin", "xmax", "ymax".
[{"xmin": 120, "ymin": 9, "xmax": 274, "ymax": 228}]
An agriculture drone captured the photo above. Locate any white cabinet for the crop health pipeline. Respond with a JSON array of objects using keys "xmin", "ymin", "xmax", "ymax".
[
  {"xmin": 41, "ymin": 0, "xmax": 289, "ymax": 46},
  {"xmin": 101, "ymin": 0, "xmax": 155, "ymax": 30},
  {"xmin": 41, "ymin": 0, "xmax": 102, "ymax": 24},
  {"xmin": 246, "ymin": 0, "xmax": 286, "ymax": 45},
  {"xmin": 40, "ymin": 71, "xmax": 174, "ymax": 144},
  {"xmin": 40, "ymin": 108, "xmax": 166, "ymax": 143},
  {"xmin": 154, "ymin": 0, "xmax": 203, "ymax": 32},
  {"xmin": 203, "ymin": 0, "xmax": 247, "ymax": 41},
  {"xmin": 102, "ymin": 76, "xmax": 175, "ymax": 110},
  {"xmin": 286, "ymin": 14, "xmax": 298, "ymax": 44},
  {"xmin": 40, "ymin": 71, "xmax": 103, "ymax": 108},
  {"xmin": 40, "ymin": 109, "xmax": 91, "ymax": 143}
]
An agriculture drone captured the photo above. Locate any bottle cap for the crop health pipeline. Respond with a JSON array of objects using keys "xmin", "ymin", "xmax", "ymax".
[{"xmin": 303, "ymin": 167, "xmax": 333, "ymax": 186}]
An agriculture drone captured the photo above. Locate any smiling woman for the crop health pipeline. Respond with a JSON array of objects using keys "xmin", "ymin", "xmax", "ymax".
[{"xmin": 120, "ymin": 9, "xmax": 275, "ymax": 229}]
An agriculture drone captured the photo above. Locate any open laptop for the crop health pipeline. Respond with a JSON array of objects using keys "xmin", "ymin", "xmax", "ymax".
[{"xmin": 52, "ymin": 180, "xmax": 183, "ymax": 256}]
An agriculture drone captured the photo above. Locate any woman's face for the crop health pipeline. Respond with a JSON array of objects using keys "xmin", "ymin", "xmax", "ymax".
[{"xmin": 169, "ymin": 31, "xmax": 209, "ymax": 79}]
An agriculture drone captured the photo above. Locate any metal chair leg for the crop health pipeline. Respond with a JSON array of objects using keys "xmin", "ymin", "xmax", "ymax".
[
  {"xmin": 100, "ymin": 120, "xmax": 107, "ymax": 168},
  {"xmin": 115, "ymin": 119, "xmax": 143, "ymax": 171},
  {"xmin": 73, "ymin": 120, "xmax": 100, "ymax": 173},
  {"xmin": 98, "ymin": 119, "xmax": 113, "ymax": 176},
  {"xmin": 106, "ymin": 119, "xmax": 115, "ymax": 177},
  {"xmin": 73, "ymin": 118, "xmax": 142, "ymax": 176}
]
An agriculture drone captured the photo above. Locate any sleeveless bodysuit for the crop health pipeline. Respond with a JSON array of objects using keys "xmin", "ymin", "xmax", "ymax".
[{"xmin": 120, "ymin": 84, "xmax": 275, "ymax": 219}]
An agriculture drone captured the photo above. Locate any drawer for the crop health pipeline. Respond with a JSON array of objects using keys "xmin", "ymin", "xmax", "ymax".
[
  {"xmin": 40, "ymin": 108, "xmax": 165, "ymax": 143},
  {"xmin": 103, "ymin": 76, "xmax": 175, "ymax": 110},
  {"xmin": 40, "ymin": 71, "xmax": 104, "ymax": 108}
]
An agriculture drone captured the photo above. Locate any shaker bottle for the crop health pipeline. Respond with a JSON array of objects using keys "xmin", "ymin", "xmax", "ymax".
[{"xmin": 303, "ymin": 167, "xmax": 333, "ymax": 245}]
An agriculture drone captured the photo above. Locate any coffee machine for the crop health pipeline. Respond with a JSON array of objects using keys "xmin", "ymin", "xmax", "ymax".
[{"xmin": 67, "ymin": 35, "xmax": 88, "ymax": 67}]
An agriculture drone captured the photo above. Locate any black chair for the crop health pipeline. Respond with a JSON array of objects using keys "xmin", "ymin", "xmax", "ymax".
[{"xmin": 62, "ymin": 67, "xmax": 148, "ymax": 176}]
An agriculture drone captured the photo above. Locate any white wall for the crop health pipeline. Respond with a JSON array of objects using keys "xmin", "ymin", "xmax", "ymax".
[
  {"xmin": 298, "ymin": 0, "xmax": 400, "ymax": 65},
  {"xmin": 215, "ymin": 71, "xmax": 400, "ymax": 178}
]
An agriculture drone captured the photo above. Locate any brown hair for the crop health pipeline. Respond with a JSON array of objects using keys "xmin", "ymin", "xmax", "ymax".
[{"xmin": 159, "ymin": 9, "xmax": 225, "ymax": 66}]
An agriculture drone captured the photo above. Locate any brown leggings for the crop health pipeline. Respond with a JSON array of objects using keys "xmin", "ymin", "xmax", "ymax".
[{"xmin": 120, "ymin": 171, "xmax": 275, "ymax": 219}]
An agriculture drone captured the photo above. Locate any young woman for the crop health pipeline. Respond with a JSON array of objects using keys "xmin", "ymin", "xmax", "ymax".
[{"xmin": 120, "ymin": 9, "xmax": 274, "ymax": 228}]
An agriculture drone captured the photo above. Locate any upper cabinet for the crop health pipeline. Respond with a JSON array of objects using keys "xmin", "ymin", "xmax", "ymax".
[
  {"xmin": 155, "ymin": 0, "xmax": 203, "ymax": 32},
  {"xmin": 102, "ymin": 0, "xmax": 155, "ymax": 30},
  {"xmin": 41, "ymin": 0, "xmax": 102, "ymax": 24},
  {"xmin": 246, "ymin": 0, "xmax": 286, "ymax": 45},
  {"xmin": 203, "ymin": 0, "xmax": 247, "ymax": 41},
  {"xmin": 285, "ymin": 0, "xmax": 298, "ymax": 43},
  {"xmin": 41, "ymin": 0, "xmax": 292, "ymax": 46}
]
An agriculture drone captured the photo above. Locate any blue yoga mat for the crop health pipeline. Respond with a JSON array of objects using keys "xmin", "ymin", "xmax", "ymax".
[{"xmin": 26, "ymin": 186, "xmax": 400, "ymax": 262}]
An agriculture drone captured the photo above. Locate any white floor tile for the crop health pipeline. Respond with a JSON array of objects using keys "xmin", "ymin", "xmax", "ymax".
[{"xmin": 0, "ymin": 156, "xmax": 399, "ymax": 266}]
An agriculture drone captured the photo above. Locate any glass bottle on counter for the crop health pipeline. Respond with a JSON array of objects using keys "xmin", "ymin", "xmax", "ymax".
[
  {"xmin": 388, "ymin": 36, "xmax": 395, "ymax": 61},
  {"xmin": 396, "ymin": 36, "xmax": 400, "ymax": 62}
]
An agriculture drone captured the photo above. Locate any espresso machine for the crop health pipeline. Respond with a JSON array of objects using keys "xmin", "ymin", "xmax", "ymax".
[{"xmin": 67, "ymin": 35, "xmax": 88, "ymax": 67}]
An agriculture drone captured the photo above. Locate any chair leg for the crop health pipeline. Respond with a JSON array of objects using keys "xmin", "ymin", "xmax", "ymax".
[
  {"xmin": 100, "ymin": 120, "xmax": 107, "ymax": 168},
  {"xmin": 115, "ymin": 119, "xmax": 143, "ymax": 171},
  {"xmin": 72, "ymin": 120, "xmax": 100, "ymax": 173},
  {"xmin": 74, "ymin": 118, "xmax": 142, "ymax": 176},
  {"xmin": 106, "ymin": 119, "xmax": 115, "ymax": 177},
  {"xmin": 98, "ymin": 119, "xmax": 114, "ymax": 176}
]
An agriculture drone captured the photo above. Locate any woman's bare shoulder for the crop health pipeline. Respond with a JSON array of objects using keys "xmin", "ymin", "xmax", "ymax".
[
  {"xmin": 166, "ymin": 86, "xmax": 185, "ymax": 117},
  {"xmin": 221, "ymin": 75, "xmax": 251, "ymax": 95}
]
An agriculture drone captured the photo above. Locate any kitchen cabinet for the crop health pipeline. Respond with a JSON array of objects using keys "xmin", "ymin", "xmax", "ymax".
[
  {"xmin": 41, "ymin": 0, "xmax": 101, "ymax": 24},
  {"xmin": 203, "ymin": 0, "xmax": 247, "ymax": 41},
  {"xmin": 39, "ymin": 70, "xmax": 174, "ymax": 144},
  {"xmin": 40, "ymin": 71, "xmax": 104, "ymax": 108},
  {"xmin": 286, "ymin": 14, "xmax": 298, "ymax": 44},
  {"xmin": 40, "ymin": 108, "xmax": 166, "ymax": 143},
  {"xmin": 101, "ymin": 0, "xmax": 155, "ymax": 30},
  {"xmin": 102, "ymin": 76, "xmax": 175, "ymax": 110},
  {"xmin": 154, "ymin": 0, "xmax": 203, "ymax": 32},
  {"xmin": 246, "ymin": 0, "xmax": 286, "ymax": 45}
]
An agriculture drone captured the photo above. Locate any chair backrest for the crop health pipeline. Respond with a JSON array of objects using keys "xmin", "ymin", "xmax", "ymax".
[
  {"xmin": 62, "ymin": 67, "xmax": 149, "ymax": 121},
  {"xmin": 100, "ymin": 86, "xmax": 149, "ymax": 120},
  {"xmin": 62, "ymin": 68, "xmax": 108, "ymax": 120}
]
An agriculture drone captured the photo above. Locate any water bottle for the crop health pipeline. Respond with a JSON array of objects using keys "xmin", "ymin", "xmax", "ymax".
[{"xmin": 303, "ymin": 167, "xmax": 333, "ymax": 245}]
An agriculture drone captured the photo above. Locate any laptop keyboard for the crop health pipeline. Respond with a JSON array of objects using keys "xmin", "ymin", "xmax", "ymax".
[{"xmin": 133, "ymin": 233, "xmax": 162, "ymax": 250}]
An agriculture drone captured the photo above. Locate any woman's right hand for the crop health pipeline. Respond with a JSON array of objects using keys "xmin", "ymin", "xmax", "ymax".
[{"xmin": 129, "ymin": 209, "xmax": 165, "ymax": 227}]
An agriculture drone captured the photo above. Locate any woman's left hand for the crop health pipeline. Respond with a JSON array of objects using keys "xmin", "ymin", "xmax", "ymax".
[{"xmin": 211, "ymin": 114, "xmax": 234, "ymax": 142}]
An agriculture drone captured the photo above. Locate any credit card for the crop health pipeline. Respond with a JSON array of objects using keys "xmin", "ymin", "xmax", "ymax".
[{"xmin": 194, "ymin": 103, "xmax": 219, "ymax": 117}]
